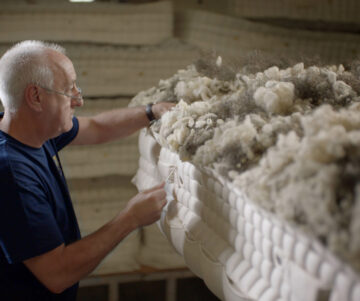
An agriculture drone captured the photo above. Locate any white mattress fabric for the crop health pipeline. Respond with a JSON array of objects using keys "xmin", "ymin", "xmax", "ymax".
[
  {"xmin": 132, "ymin": 130, "xmax": 186, "ymax": 269},
  {"xmin": 0, "ymin": 1, "xmax": 173, "ymax": 45},
  {"xmin": 134, "ymin": 129, "xmax": 360, "ymax": 301},
  {"xmin": 136, "ymin": 224, "xmax": 186, "ymax": 270}
]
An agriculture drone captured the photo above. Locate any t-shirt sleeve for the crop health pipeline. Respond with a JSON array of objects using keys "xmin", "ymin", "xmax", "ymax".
[
  {"xmin": 0, "ymin": 162, "xmax": 64, "ymax": 264},
  {"xmin": 53, "ymin": 116, "xmax": 79, "ymax": 152}
]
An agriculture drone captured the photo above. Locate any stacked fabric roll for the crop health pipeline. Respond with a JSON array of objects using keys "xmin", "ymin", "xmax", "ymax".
[
  {"xmin": 227, "ymin": 0, "xmax": 360, "ymax": 24},
  {"xmin": 0, "ymin": 1, "xmax": 173, "ymax": 45},
  {"xmin": 61, "ymin": 98, "xmax": 140, "ymax": 179},
  {"xmin": 175, "ymin": 9, "xmax": 360, "ymax": 63}
]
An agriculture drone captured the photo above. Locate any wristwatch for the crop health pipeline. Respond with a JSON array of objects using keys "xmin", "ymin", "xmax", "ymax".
[{"xmin": 145, "ymin": 103, "xmax": 156, "ymax": 122}]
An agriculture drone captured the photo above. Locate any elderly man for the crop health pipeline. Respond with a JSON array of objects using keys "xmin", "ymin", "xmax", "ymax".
[{"xmin": 0, "ymin": 40, "xmax": 173, "ymax": 300}]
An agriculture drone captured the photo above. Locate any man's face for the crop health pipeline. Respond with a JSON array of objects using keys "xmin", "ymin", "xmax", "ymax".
[{"xmin": 43, "ymin": 51, "xmax": 83, "ymax": 137}]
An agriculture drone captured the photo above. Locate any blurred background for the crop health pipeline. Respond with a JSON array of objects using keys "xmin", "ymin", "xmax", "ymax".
[{"xmin": 0, "ymin": 0, "xmax": 359, "ymax": 300}]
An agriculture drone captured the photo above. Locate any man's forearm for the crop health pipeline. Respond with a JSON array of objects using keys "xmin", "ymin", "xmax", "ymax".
[
  {"xmin": 25, "ymin": 208, "xmax": 137, "ymax": 293},
  {"xmin": 59, "ymin": 209, "xmax": 136, "ymax": 289},
  {"xmin": 72, "ymin": 102, "xmax": 175, "ymax": 146},
  {"xmin": 75, "ymin": 106, "xmax": 149, "ymax": 145},
  {"xmin": 24, "ymin": 184, "xmax": 166, "ymax": 294}
]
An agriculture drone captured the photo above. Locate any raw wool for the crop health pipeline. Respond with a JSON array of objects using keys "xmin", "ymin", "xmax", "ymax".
[
  {"xmin": 156, "ymin": 99, "xmax": 218, "ymax": 160},
  {"xmin": 129, "ymin": 75, "xmax": 178, "ymax": 107},
  {"xmin": 194, "ymin": 112, "xmax": 303, "ymax": 174},
  {"xmin": 129, "ymin": 57, "xmax": 360, "ymax": 270},
  {"xmin": 233, "ymin": 104, "xmax": 360, "ymax": 268},
  {"xmin": 253, "ymin": 81, "xmax": 295, "ymax": 114},
  {"xmin": 148, "ymin": 64, "xmax": 246, "ymax": 160},
  {"xmin": 129, "ymin": 64, "xmax": 201, "ymax": 108}
]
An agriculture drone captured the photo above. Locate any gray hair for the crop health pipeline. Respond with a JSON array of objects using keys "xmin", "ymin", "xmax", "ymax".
[{"xmin": 0, "ymin": 40, "xmax": 66, "ymax": 114}]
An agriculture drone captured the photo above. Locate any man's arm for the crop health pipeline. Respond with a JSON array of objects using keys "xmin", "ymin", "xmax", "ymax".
[
  {"xmin": 23, "ymin": 183, "xmax": 166, "ymax": 294},
  {"xmin": 71, "ymin": 102, "xmax": 174, "ymax": 145}
]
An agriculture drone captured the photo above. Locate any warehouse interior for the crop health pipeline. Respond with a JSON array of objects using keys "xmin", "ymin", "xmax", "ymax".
[{"xmin": 0, "ymin": 0, "xmax": 359, "ymax": 300}]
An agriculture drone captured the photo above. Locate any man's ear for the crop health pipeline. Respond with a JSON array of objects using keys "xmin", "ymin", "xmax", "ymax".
[{"xmin": 24, "ymin": 84, "xmax": 43, "ymax": 112}]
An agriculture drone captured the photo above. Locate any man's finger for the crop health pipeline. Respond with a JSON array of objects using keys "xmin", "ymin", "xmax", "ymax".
[{"xmin": 144, "ymin": 182, "xmax": 165, "ymax": 193}]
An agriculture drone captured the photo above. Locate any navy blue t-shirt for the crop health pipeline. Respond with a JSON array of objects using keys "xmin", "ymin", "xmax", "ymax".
[{"xmin": 0, "ymin": 114, "xmax": 81, "ymax": 301}]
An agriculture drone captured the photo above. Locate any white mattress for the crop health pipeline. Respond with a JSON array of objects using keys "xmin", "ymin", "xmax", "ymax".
[
  {"xmin": 134, "ymin": 129, "xmax": 360, "ymax": 301},
  {"xmin": 132, "ymin": 130, "xmax": 187, "ymax": 270}
]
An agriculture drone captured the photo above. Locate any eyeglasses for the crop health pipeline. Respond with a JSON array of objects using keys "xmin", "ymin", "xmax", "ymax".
[{"xmin": 38, "ymin": 85, "xmax": 83, "ymax": 103}]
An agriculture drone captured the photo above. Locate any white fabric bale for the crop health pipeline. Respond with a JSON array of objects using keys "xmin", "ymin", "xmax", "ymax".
[
  {"xmin": 227, "ymin": 0, "xmax": 360, "ymax": 24},
  {"xmin": 0, "ymin": 1, "xmax": 173, "ymax": 45},
  {"xmin": 175, "ymin": 10, "xmax": 360, "ymax": 63},
  {"xmin": 61, "ymin": 98, "xmax": 139, "ymax": 178}
]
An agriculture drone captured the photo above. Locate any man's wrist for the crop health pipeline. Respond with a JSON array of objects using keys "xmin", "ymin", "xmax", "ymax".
[{"xmin": 120, "ymin": 206, "xmax": 139, "ymax": 231}]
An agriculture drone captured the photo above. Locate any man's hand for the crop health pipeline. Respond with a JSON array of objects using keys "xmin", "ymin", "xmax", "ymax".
[
  {"xmin": 152, "ymin": 102, "xmax": 176, "ymax": 120},
  {"xmin": 125, "ymin": 183, "xmax": 167, "ymax": 228}
]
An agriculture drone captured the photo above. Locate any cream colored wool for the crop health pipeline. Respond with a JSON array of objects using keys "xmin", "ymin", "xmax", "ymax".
[{"xmin": 253, "ymin": 81, "xmax": 295, "ymax": 114}]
